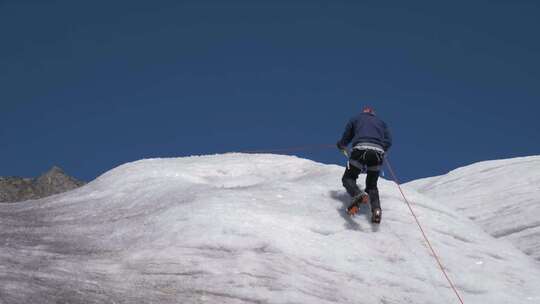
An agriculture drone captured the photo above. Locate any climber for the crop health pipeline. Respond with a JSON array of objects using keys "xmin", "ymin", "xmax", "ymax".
[{"xmin": 337, "ymin": 106, "xmax": 392, "ymax": 223}]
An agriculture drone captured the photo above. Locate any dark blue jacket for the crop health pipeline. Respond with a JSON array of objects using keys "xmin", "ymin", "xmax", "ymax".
[{"xmin": 338, "ymin": 112, "xmax": 392, "ymax": 151}]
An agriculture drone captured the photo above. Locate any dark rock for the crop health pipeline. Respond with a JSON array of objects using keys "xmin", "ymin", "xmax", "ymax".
[{"xmin": 0, "ymin": 166, "xmax": 85, "ymax": 203}]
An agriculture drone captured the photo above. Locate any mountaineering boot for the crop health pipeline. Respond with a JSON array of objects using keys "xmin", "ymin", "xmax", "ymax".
[
  {"xmin": 347, "ymin": 192, "xmax": 369, "ymax": 216},
  {"xmin": 371, "ymin": 208, "xmax": 382, "ymax": 223}
]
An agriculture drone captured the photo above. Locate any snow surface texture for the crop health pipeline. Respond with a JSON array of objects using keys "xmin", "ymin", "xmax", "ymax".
[
  {"xmin": 1, "ymin": 154, "xmax": 540, "ymax": 303},
  {"xmin": 406, "ymin": 156, "xmax": 540, "ymax": 263}
]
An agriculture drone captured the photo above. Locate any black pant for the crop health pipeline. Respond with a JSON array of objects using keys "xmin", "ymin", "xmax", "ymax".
[{"xmin": 342, "ymin": 149, "xmax": 384, "ymax": 210}]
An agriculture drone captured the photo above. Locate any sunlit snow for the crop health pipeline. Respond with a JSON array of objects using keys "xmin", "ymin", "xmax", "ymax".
[
  {"xmin": 406, "ymin": 156, "xmax": 540, "ymax": 263},
  {"xmin": 1, "ymin": 154, "xmax": 539, "ymax": 303}
]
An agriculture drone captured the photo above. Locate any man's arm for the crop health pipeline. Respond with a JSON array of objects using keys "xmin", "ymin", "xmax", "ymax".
[
  {"xmin": 382, "ymin": 123, "xmax": 392, "ymax": 152},
  {"xmin": 337, "ymin": 119, "xmax": 354, "ymax": 149}
]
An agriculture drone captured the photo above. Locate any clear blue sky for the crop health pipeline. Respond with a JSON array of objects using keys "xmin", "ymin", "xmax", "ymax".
[{"xmin": 1, "ymin": 0, "xmax": 539, "ymax": 182}]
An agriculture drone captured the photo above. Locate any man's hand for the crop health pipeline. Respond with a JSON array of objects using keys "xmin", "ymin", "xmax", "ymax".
[
  {"xmin": 336, "ymin": 141, "xmax": 346, "ymax": 151},
  {"xmin": 336, "ymin": 142, "xmax": 349, "ymax": 157}
]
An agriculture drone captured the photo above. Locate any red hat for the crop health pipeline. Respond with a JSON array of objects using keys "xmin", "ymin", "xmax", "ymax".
[{"xmin": 362, "ymin": 106, "xmax": 375, "ymax": 114}]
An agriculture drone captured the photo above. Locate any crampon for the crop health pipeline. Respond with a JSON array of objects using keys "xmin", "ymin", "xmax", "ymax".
[{"xmin": 346, "ymin": 193, "xmax": 369, "ymax": 216}]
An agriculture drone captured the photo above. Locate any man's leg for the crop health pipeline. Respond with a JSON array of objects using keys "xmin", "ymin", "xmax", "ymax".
[
  {"xmin": 364, "ymin": 150, "xmax": 384, "ymax": 223},
  {"xmin": 342, "ymin": 165, "xmax": 368, "ymax": 215},
  {"xmin": 365, "ymin": 170, "xmax": 380, "ymax": 210},
  {"xmin": 342, "ymin": 165, "xmax": 362, "ymax": 198},
  {"xmin": 364, "ymin": 150, "xmax": 383, "ymax": 208}
]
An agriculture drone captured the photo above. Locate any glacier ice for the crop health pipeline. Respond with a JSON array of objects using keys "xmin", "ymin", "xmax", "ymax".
[
  {"xmin": 406, "ymin": 155, "xmax": 540, "ymax": 263},
  {"xmin": 1, "ymin": 154, "xmax": 539, "ymax": 303}
]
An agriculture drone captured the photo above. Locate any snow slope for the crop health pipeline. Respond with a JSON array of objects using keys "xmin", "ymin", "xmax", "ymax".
[
  {"xmin": 1, "ymin": 154, "xmax": 540, "ymax": 303},
  {"xmin": 406, "ymin": 156, "xmax": 540, "ymax": 263}
]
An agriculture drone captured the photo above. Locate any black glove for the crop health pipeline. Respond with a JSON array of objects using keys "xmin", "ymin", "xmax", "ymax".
[{"xmin": 336, "ymin": 141, "xmax": 346, "ymax": 151}]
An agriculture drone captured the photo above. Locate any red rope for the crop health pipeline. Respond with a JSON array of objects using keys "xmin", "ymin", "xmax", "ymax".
[
  {"xmin": 384, "ymin": 156, "xmax": 465, "ymax": 304},
  {"xmin": 240, "ymin": 144, "xmax": 465, "ymax": 302},
  {"xmin": 242, "ymin": 144, "xmax": 335, "ymax": 154},
  {"xmin": 242, "ymin": 143, "xmax": 465, "ymax": 303}
]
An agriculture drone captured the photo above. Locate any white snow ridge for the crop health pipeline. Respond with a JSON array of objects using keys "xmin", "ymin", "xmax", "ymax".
[
  {"xmin": 406, "ymin": 155, "xmax": 540, "ymax": 263},
  {"xmin": 1, "ymin": 154, "xmax": 539, "ymax": 304}
]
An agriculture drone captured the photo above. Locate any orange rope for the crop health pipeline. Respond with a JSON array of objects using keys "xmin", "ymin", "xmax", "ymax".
[
  {"xmin": 242, "ymin": 144, "xmax": 334, "ymax": 154},
  {"xmin": 384, "ymin": 156, "xmax": 465, "ymax": 304},
  {"xmin": 241, "ymin": 143, "xmax": 465, "ymax": 303}
]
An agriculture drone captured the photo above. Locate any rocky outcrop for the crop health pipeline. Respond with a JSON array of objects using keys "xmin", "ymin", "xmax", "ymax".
[{"xmin": 0, "ymin": 166, "xmax": 85, "ymax": 203}]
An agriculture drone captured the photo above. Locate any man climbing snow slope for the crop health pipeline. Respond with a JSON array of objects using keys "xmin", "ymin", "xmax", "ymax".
[{"xmin": 337, "ymin": 106, "xmax": 392, "ymax": 223}]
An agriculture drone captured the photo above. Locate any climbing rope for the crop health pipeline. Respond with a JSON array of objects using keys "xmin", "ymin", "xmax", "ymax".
[
  {"xmin": 242, "ymin": 143, "xmax": 465, "ymax": 303},
  {"xmin": 384, "ymin": 156, "xmax": 465, "ymax": 304},
  {"xmin": 242, "ymin": 144, "xmax": 334, "ymax": 154}
]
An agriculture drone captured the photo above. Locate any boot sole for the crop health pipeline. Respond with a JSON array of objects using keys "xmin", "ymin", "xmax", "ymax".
[{"xmin": 371, "ymin": 212, "xmax": 381, "ymax": 224}]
